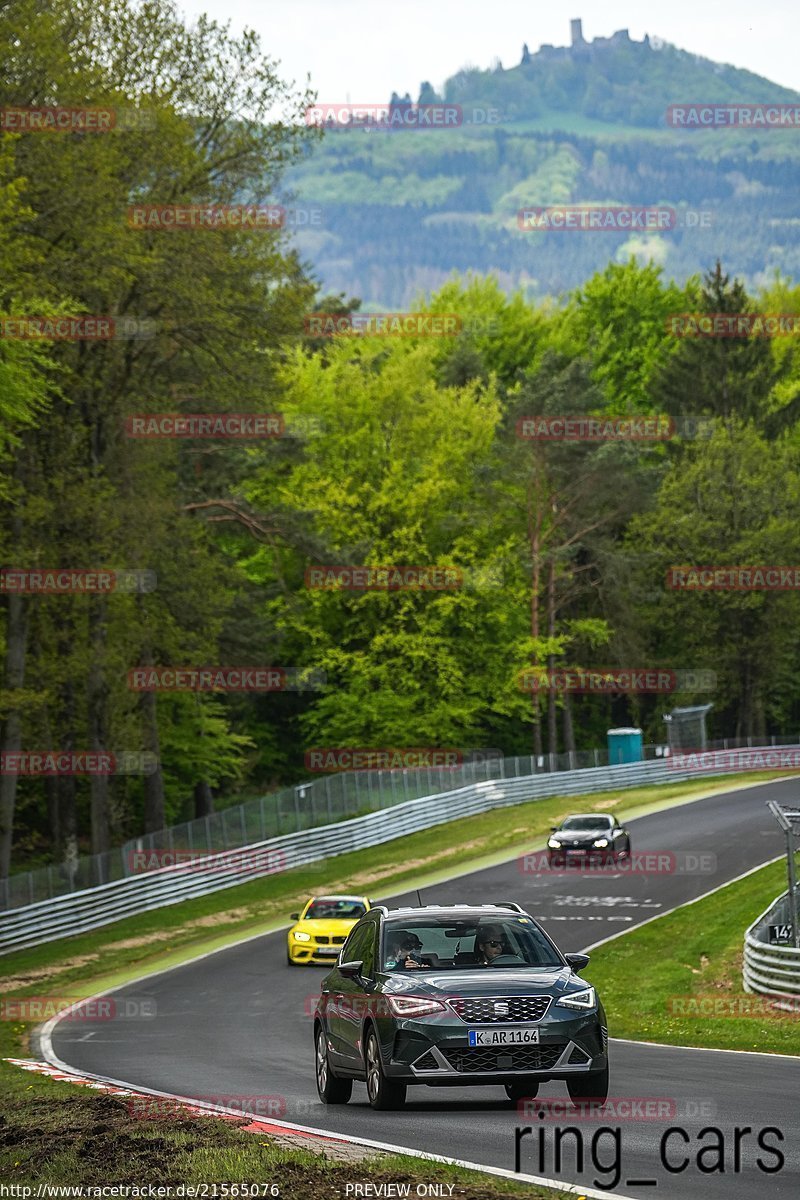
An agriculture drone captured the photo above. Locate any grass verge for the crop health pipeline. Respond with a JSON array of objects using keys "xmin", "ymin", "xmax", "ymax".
[
  {"xmin": 587, "ymin": 857, "xmax": 798, "ymax": 1054},
  {"xmin": 0, "ymin": 1083, "xmax": 575, "ymax": 1196}
]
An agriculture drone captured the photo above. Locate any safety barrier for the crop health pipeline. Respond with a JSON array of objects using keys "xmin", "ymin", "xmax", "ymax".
[
  {"xmin": 743, "ymin": 887, "xmax": 800, "ymax": 1001},
  {"xmin": 2, "ymin": 746, "xmax": 798, "ymax": 955}
]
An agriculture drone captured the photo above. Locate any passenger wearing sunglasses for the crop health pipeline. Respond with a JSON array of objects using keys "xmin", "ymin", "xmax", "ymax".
[{"xmin": 476, "ymin": 925, "xmax": 508, "ymax": 965}]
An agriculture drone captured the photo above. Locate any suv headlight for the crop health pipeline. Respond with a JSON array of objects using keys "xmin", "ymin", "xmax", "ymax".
[
  {"xmin": 547, "ymin": 837, "xmax": 562, "ymax": 849},
  {"xmin": 385, "ymin": 996, "xmax": 447, "ymax": 1018},
  {"xmin": 593, "ymin": 838, "xmax": 609, "ymax": 848},
  {"xmin": 557, "ymin": 986, "xmax": 596, "ymax": 1011},
  {"xmin": 292, "ymin": 931, "xmax": 311, "ymax": 942}
]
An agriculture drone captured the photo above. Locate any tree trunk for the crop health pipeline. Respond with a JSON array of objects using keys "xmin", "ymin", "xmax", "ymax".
[
  {"xmin": 562, "ymin": 691, "xmax": 576, "ymax": 756},
  {"xmin": 139, "ymin": 631, "xmax": 166, "ymax": 834},
  {"xmin": 546, "ymin": 552, "xmax": 557, "ymax": 759},
  {"xmin": 0, "ymin": 588, "xmax": 28, "ymax": 878},
  {"xmin": 194, "ymin": 780, "xmax": 214, "ymax": 818},
  {"xmin": 57, "ymin": 659, "xmax": 78, "ymax": 874},
  {"xmin": 87, "ymin": 596, "xmax": 111, "ymax": 860},
  {"xmin": 528, "ymin": 490, "xmax": 543, "ymax": 759}
]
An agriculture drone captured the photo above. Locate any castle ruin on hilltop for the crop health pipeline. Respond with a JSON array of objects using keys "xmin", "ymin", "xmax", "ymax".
[{"xmin": 521, "ymin": 19, "xmax": 650, "ymax": 65}]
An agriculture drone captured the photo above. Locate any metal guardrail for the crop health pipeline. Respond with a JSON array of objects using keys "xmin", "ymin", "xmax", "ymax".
[
  {"xmin": 3, "ymin": 748, "xmax": 793, "ymax": 956},
  {"xmin": 6, "ymin": 733, "xmax": 799, "ymax": 912},
  {"xmin": 1, "ymin": 745, "xmax": 643, "ymax": 910},
  {"xmin": 743, "ymin": 888, "xmax": 800, "ymax": 1001}
]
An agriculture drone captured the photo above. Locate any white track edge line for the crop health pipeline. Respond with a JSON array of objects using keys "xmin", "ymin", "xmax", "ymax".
[{"xmin": 580, "ymin": 854, "xmax": 784, "ymax": 953}]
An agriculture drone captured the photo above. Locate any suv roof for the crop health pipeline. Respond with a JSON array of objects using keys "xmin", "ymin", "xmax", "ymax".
[{"xmin": 379, "ymin": 902, "xmax": 527, "ymax": 918}]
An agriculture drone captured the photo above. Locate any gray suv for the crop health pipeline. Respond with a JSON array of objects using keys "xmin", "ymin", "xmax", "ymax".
[{"xmin": 313, "ymin": 903, "xmax": 609, "ymax": 1110}]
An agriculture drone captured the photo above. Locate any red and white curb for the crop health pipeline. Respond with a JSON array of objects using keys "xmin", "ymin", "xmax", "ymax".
[{"xmin": 4, "ymin": 1058, "xmax": 350, "ymax": 1143}]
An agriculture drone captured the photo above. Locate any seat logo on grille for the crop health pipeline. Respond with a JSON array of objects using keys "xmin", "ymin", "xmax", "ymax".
[{"xmin": 494, "ymin": 1001, "xmax": 510, "ymax": 1016}]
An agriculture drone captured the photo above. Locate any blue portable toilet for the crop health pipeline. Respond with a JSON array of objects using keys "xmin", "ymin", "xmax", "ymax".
[{"xmin": 607, "ymin": 727, "xmax": 643, "ymax": 765}]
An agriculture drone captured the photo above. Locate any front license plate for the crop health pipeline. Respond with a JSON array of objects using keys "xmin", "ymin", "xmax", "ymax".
[
  {"xmin": 468, "ymin": 1026, "xmax": 540, "ymax": 1047},
  {"xmin": 315, "ymin": 947, "xmax": 340, "ymax": 955},
  {"xmin": 566, "ymin": 848, "xmax": 586, "ymax": 854}
]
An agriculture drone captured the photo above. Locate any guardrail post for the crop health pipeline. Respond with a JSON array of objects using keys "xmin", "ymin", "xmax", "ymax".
[{"xmin": 787, "ymin": 836, "xmax": 799, "ymax": 948}]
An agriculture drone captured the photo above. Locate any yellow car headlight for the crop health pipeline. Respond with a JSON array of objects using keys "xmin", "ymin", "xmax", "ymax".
[{"xmin": 293, "ymin": 931, "xmax": 311, "ymax": 942}]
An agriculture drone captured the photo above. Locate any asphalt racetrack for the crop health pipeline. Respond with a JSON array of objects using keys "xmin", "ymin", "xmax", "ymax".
[{"xmin": 49, "ymin": 777, "xmax": 800, "ymax": 1199}]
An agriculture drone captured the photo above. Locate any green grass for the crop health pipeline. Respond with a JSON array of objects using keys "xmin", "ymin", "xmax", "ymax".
[
  {"xmin": 588, "ymin": 858, "xmax": 798, "ymax": 1054},
  {"xmin": 0, "ymin": 1079, "xmax": 576, "ymax": 1196}
]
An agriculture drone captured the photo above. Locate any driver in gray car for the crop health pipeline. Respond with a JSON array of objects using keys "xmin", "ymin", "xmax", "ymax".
[{"xmin": 476, "ymin": 924, "xmax": 509, "ymax": 965}]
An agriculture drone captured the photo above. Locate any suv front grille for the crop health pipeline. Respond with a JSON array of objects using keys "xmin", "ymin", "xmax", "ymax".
[
  {"xmin": 442, "ymin": 1044, "xmax": 564, "ymax": 1073},
  {"xmin": 448, "ymin": 996, "xmax": 552, "ymax": 1023}
]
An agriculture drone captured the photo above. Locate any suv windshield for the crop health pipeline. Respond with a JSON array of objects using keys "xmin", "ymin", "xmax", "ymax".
[
  {"xmin": 381, "ymin": 916, "xmax": 563, "ymax": 971},
  {"xmin": 561, "ymin": 816, "xmax": 612, "ymax": 831},
  {"xmin": 305, "ymin": 899, "xmax": 366, "ymax": 920}
]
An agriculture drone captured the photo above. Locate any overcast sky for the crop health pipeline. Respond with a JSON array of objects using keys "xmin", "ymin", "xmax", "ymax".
[{"xmin": 175, "ymin": 0, "xmax": 799, "ymax": 104}]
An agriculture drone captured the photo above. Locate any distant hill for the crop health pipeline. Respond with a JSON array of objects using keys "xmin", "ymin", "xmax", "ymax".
[{"xmin": 282, "ymin": 20, "xmax": 800, "ymax": 307}]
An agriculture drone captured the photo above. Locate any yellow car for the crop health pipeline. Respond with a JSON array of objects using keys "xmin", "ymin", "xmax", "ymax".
[{"xmin": 287, "ymin": 894, "xmax": 372, "ymax": 965}]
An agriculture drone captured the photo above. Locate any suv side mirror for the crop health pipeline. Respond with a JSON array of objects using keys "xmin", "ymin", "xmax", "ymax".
[
  {"xmin": 565, "ymin": 953, "xmax": 590, "ymax": 972},
  {"xmin": 290, "ymin": 912, "xmax": 300, "ymax": 921},
  {"xmin": 550, "ymin": 825, "xmax": 559, "ymax": 832},
  {"xmin": 338, "ymin": 959, "xmax": 364, "ymax": 979}
]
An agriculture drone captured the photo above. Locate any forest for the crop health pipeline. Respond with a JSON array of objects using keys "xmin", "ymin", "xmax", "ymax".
[{"xmin": 2, "ymin": 0, "xmax": 800, "ymax": 877}]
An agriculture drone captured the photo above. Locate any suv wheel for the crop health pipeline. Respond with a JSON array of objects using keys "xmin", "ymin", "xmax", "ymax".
[
  {"xmin": 505, "ymin": 1080, "xmax": 539, "ymax": 1103},
  {"xmin": 365, "ymin": 1028, "xmax": 406, "ymax": 1110},
  {"xmin": 315, "ymin": 1026, "xmax": 352, "ymax": 1104},
  {"xmin": 566, "ymin": 1065, "xmax": 609, "ymax": 1106}
]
